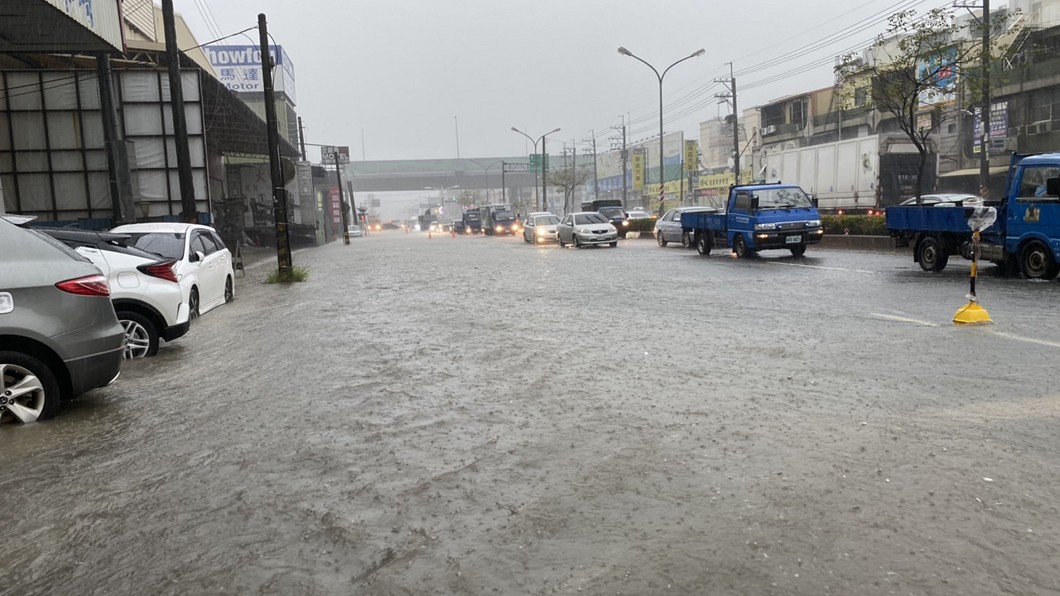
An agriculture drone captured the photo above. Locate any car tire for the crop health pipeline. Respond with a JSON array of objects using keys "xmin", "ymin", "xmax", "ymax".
[
  {"xmin": 681, "ymin": 231, "xmax": 693, "ymax": 249},
  {"xmin": 733, "ymin": 234, "xmax": 750, "ymax": 258},
  {"xmin": 657, "ymin": 232, "xmax": 668, "ymax": 247},
  {"xmin": 610, "ymin": 241, "xmax": 618, "ymax": 248},
  {"xmin": 558, "ymin": 235, "xmax": 566, "ymax": 247},
  {"xmin": 574, "ymin": 235, "xmax": 582, "ymax": 248},
  {"xmin": 696, "ymin": 231, "xmax": 712, "ymax": 256},
  {"xmin": 917, "ymin": 236, "xmax": 946, "ymax": 272},
  {"xmin": 224, "ymin": 277, "xmax": 234, "ymax": 303},
  {"xmin": 0, "ymin": 351, "xmax": 61, "ymax": 423},
  {"xmin": 789, "ymin": 244, "xmax": 807, "ymax": 257},
  {"xmin": 118, "ymin": 311, "xmax": 159, "ymax": 359},
  {"xmin": 1020, "ymin": 240, "xmax": 1059, "ymax": 279},
  {"xmin": 189, "ymin": 287, "xmax": 200, "ymax": 320}
]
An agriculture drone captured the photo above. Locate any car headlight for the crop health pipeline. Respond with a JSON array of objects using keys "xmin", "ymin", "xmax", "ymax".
[
  {"xmin": 754, "ymin": 223, "xmax": 777, "ymax": 231},
  {"xmin": 536, "ymin": 228, "xmax": 547, "ymax": 236},
  {"xmin": 575, "ymin": 227, "xmax": 590, "ymax": 235},
  {"xmin": 805, "ymin": 219, "xmax": 821, "ymax": 227},
  {"xmin": 495, "ymin": 225, "xmax": 503, "ymax": 232},
  {"xmin": 622, "ymin": 220, "xmax": 630, "ymax": 227}
]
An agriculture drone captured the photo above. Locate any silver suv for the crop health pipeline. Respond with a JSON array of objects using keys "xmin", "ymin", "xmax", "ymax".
[{"xmin": 0, "ymin": 217, "xmax": 125, "ymax": 423}]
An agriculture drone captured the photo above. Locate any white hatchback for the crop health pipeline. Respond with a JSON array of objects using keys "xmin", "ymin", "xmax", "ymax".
[{"xmin": 110, "ymin": 223, "xmax": 235, "ymax": 318}]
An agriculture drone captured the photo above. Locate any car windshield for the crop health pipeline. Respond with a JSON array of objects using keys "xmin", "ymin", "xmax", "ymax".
[
  {"xmin": 464, "ymin": 212, "xmax": 480, "ymax": 220},
  {"xmin": 123, "ymin": 232, "xmax": 186, "ymax": 259},
  {"xmin": 755, "ymin": 187, "xmax": 814, "ymax": 209},
  {"xmin": 534, "ymin": 215, "xmax": 560, "ymax": 225},
  {"xmin": 574, "ymin": 213, "xmax": 607, "ymax": 225},
  {"xmin": 492, "ymin": 210, "xmax": 514, "ymax": 220},
  {"xmin": 598, "ymin": 207, "xmax": 624, "ymax": 218}
]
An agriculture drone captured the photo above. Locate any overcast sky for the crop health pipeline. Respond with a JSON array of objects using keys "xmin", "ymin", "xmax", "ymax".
[{"xmin": 172, "ymin": 0, "xmax": 945, "ymax": 161}]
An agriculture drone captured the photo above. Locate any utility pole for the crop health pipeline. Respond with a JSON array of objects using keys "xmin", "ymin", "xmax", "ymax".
[
  {"xmin": 583, "ymin": 130, "xmax": 599, "ymax": 200},
  {"xmin": 541, "ymin": 136, "xmax": 549, "ymax": 212},
  {"xmin": 715, "ymin": 63, "xmax": 740, "ymax": 185},
  {"xmin": 612, "ymin": 117, "xmax": 628, "ymax": 208},
  {"xmin": 454, "ymin": 116, "xmax": 460, "ymax": 158},
  {"xmin": 334, "ymin": 153, "xmax": 350, "ymax": 245},
  {"xmin": 980, "ymin": 0, "xmax": 991, "ymax": 195},
  {"xmin": 258, "ymin": 13, "xmax": 292, "ymax": 275},
  {"xmin": 162, "ymin": 0, "xmax": 197, "ymax": 223},
  {"xmin": 501, "ymin": 162, "xmax": 506, "ymax": 205}
]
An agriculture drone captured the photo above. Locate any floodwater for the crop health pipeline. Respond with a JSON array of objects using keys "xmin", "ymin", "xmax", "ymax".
[{"xmin": 3, "ymin": 233, "xmax": 1060, "ymax": 595}]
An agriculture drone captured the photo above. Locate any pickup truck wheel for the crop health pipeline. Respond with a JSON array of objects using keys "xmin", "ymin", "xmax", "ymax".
[
  {"xmin": 1020, "ymin": 240, "xmax": 1059, "ymax": 279},
  {"xmin": 789, "ymin": 244, "xmax": 807, "ymax": 257},
  {"xmin": 733, "ymin": 234, "xmax": 749, "ymax": 258},
  {"xmin": 696, "ymin": 232, "xmax": 712, "ymax": 255},
  {"xmin": 681, "ymin": 231, "xmax": 693, "ymax": 248},
  {"xmin": 917, "ymin": 237, "xmax": 946, "ymax": 272},
  {"xmin": 656, "ymin": 232, "xmax": 668, "ymax": 247}
]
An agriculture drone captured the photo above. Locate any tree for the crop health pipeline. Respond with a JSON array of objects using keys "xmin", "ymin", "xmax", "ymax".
[
  {"xmin": 548, "ymin": 163, "xmax": 591, "ymax": 214},
  {"xmin": 835, "ymin": 8, "xmax": 1008, "ymax": 202}
]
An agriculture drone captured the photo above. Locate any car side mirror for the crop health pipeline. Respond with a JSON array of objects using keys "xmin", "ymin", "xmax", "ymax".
[
  {"xmin": 1047, "ymin": 177, "xmax": 1060, "ymax": 197},
  {"xmin": 810, "ymin": 196, "xmax": 819, "ymax": 208},
  {"xmin": 190, "ymin": 250, "xmax": 205, "ymax": 263}
]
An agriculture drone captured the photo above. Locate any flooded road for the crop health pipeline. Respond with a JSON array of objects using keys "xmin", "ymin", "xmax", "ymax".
[{"xmin": 4, "ymin": 233, "xmax": 1060, "ymax": 595}]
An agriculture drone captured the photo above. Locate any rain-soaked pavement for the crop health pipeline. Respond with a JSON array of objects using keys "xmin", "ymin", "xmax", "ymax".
[{"xmin": 3, "ymin": 231, "xmax": 1060, "ymax": 595}]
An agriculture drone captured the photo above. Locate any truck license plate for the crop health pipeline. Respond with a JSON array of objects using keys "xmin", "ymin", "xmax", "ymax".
[{"xmin": 786, "ymin": 235, "xmax": 802, "ymax": 244}]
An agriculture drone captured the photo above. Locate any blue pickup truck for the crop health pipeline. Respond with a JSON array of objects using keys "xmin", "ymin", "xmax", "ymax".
[
  {"xmin": 681, "ymin": 183, "xmax": 824, "ymax": 257},
  {"xmin": 886, "ymin": 153, "xmax": 1060, "ymax": 279}
]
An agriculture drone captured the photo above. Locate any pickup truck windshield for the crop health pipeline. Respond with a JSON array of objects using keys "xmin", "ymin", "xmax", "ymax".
[
  {"xmin": 755, "ymin": 188, "xmax": 813, "ymax": 209},
  {"xmin": 464, "ymin": 212, "xmax": 481, "ymax": 220},
  {"xmin": 493, "ymin": 210, "xmax": 515, "ymax": 220},
  {"xmin": 598, "ymin": 207, "xmax": 625, "ymax": 218}
]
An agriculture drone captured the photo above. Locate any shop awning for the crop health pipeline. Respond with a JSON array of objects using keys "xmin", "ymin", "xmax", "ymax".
[{"xmin": 939, "ymin": 166, "xmax": 1009, "ymax": 178}]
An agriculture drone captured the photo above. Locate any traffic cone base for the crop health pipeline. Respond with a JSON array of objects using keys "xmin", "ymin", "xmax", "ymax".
[{"xmin": 953, "ymin": 301, "xmax": 992, "ymax": 325}]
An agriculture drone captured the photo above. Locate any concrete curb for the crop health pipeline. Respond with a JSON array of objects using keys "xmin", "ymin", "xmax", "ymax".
[{"xmin": 627, "ymin": 231, "xmax": 901, "ymax": 252}]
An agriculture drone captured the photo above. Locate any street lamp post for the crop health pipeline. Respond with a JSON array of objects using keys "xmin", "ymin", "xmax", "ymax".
[
  {"xmin": 511, "ymin": 126, "xmax": 561, "ymax": 212},
  {"xmin": 618, "ymin": 46, "xmax": 705, "ymax": 216},
  {"xmin": 468, "ymin": 159, "xmax": 503, "ymax": 203}
]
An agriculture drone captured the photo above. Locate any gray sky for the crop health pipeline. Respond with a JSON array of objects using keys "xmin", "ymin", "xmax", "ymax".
[{"xmin": 173, "ymin": 0, "xmax": 941, "ymax": 161}]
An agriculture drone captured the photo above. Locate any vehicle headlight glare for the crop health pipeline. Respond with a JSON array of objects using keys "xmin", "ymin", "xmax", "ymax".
[
  {"xmin": 754, "ymin": 223, "xmax": 777, "ymax": 231},
  {"xmin": 806, "ymin": 219, "xmax": 821, "ymax": 227}
]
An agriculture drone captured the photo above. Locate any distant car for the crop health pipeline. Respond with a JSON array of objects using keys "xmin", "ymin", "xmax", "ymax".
[
  {"xmin": 557, "ymin": 212, "xmax": 619, "ymax": 248},
  {"xmin": 110, "ymin": 222, "xmax": 235, "ymax": 319},
  {"xmin": 39, "ymin": 228, "xmax": 191, "ymax": 359},
  {"xmin": 655, "ymin": 207, "xmax": 716, "ymax": 248},
  {"xmin": 523, "ymin": 213, "xmax": 560, "ymax": 244},
  {"xmin": 898, "ymin": 193, "xmax": 981, "ymax": 206},
  {"xmin": 0, "ymin": 217, "xmax": 125, "ymax": 423},
  {"xmin": 597, "ymin": 205, "xmax": 630, "ymax": 238},
  {"xmin": 347, "ymin": 225, "xmax": 364, "ymax": 238},
  {"xmin": 626, "ymin": 210, "xmax": 652, "ymax": 220}
]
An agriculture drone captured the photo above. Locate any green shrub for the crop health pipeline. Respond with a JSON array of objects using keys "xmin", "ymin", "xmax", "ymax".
[
  {"xmin": 627, "ymin": 217, "xmax": 658, "ymax": 232},
  {"xmin": 821, "ymin": 214, "xmax": 888, "ymax": 236},
  {"xmin": 266, "ymin": 265, "xmax": 310, "ymax": 284}
]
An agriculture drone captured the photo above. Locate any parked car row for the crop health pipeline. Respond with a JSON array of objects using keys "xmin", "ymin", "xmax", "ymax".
[{"xmin": 1, "ymin": 218, "xmax": 235, "ymax": 424}]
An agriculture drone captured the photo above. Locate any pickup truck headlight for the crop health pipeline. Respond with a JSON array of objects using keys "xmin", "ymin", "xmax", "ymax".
[
  {"xmin": 754, "ymin": 223, "xmax": 777, "ymax": 231},
  {"xmin": 805, "ymin": 219, "xmax": 821, "ymax": 227},
  {"xmin": 622, "ymin": 220, "xmax": 630, "ymax": 227}
]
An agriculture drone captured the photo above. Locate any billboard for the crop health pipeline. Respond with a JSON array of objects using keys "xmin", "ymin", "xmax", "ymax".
[
  {"xmin": 204, "ymin": 44, "xmax": 297, "ymax": 103},
  {"xmin": 44, "ymin": 0, "xmax": 124, "ymax": 51},
  {"xmin": 631, "ymin": 150, "xmax": 645, "ymax": 190}
]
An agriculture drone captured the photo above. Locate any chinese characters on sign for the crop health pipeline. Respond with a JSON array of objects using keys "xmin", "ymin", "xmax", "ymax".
[{"xmin": 631, "ymin": 150, "xmax": 645, "ymax": 191}]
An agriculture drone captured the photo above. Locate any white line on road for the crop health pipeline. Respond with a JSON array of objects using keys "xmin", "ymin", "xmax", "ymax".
[
  {"xmin": 869, "ymin": 313, "xmax": 941, "ymax": 327},
  {"xmin": 768, "ymin": 261, "xmax": 877, "ymax": 274},
  {"xmin": 985, "ymin": 330, "xmax": 1060, "ymax": 349}
]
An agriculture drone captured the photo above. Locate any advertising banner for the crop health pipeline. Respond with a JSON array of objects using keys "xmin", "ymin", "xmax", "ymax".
[
  {"xmin": 204, "ymin": 44, "xmax": 297, "ymax": 102},
  {"xmin": 684, "ymin": 140, "xmax": 698, "ymax": 172},
  {"xmin": 632, "ymin": 150, "xmax": 645, "ymax": 191}
]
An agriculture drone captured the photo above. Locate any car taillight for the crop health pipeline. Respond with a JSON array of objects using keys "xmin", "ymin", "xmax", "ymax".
[
  {"xmin": 55, "ymin": 274, "xmax": 110, "ymax": 297},
  {"xmin": 138, "ymin": 260, "xmax": 179, "ymax": 283}
]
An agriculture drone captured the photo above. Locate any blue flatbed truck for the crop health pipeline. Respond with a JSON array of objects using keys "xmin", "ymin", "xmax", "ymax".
[
  {"xmin": 452, "ymin": 209, "xmax": 482, "ymax": 234},
  {"xmin": 886, "ymin": 153, "xmax": 1060, "ymax": 279},
  {"xmin": 681, "ymin": 183, "xmax": 824, "ymax": 257}
]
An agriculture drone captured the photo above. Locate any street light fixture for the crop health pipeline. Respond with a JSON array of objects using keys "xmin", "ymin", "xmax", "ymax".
[
  {"xmin": 618, "ymin": 46, "xmax": 705, "ymax": 216},
  {"xmin": 511, "ymin": 126, "xmax": 561, "ymax": 211},
  {"xmin": 468, "ymin": 159, "xmax": 503, "ymax": 203}
]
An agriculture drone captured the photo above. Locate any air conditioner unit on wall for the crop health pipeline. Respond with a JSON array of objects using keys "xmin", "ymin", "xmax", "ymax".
[{"xmin": 762, "ymin": 125, "xmax": 777, "ymax": 136}]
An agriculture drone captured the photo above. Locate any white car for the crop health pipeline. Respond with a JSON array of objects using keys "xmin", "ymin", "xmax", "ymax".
[
  {"xmin": 39, "ymin": 228, "xmax": 191, "ymax": 359},
  {"xmin": 557, "ymin": 212, "xmax": 619, "ymax": 248},
  {"xmin": 110, "ymin": 223, "xmax": 235, "ymax": 319},
  {"xmin": 522, "ymin": 213, "xmax": 560, "ymax": 244}
]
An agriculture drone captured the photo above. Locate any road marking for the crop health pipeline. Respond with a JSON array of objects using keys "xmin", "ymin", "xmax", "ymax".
[
  {"xmin": 869, "ymin": 313, "xmax": 941, "ymax": 327},
  {"xmin": 985, "ymin": 330, "xmax": 1060, "ymax": 349},
  {"xmin": 768, "ymin": 261, "xmax": 876, "ymax": 274}
]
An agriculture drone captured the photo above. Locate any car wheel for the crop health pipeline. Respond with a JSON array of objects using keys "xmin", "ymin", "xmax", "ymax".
[
  {"xmin": 0, "ymin": 352, "xmax": 61, "ymax": 423},
  {"xmin": 224, "ymin": 277, "xmax": 234, "ymax": 303},
  {"xmin": 681, "ymin": 231, "xmax": 693, "ymax": 249},
  {"xmin": 189, "ymin": 287, "xmax": 200, "ymax": 320},
  {"xmin": 118, "ymin": 311, "xmax": 159, "ymax": 359},
  {"xmin": 610, "ymin": 241, "xmax": 618, "ymax": 248},
  {"xmin": 657, "ymin": 232, "xmax": 668, "ymax": 247},
  {"xmin": 1020, "ymin": 240, "xmax": 1059, "ymax": 279},
  {"xmin": 558, "ymin": 234, "xmax": 566, "ymax": 247},
  {"xmin": 917, "ymin": 236, "xmax": 946, "ymax": 272},
  {"xmin": 696, "ymin": 231, "xmax": 712, "ymax": 256},
  {"xmin": 789, "ymin": 244, "xmax": 807, "ymax": 257},
  {"xmin": 733, "ymin": 234, "xmax": 749, "ymax": 258},
  {"xmin": 573, "ymin": 235, "xmax": 582, "ymax": 248}
]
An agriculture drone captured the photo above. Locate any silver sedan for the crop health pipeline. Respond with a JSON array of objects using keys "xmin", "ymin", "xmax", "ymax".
[{"xmin": 557, "ymin": 212, "xmax": 619, "ymax": 248}]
